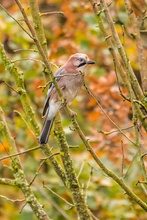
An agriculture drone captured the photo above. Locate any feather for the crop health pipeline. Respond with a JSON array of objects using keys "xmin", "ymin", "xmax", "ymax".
[{"xmin": 39, "ymin": 117, "xmax": 54, "ymax": 144}]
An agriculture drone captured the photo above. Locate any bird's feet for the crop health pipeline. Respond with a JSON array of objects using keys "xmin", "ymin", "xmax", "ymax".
[
  {"xmin": 61, "ymin": 98, "xmax": 67, "ymax": 107},
  {"xmin": 69, "ymin": 108, "xmax": 77, "ymax": 117}
]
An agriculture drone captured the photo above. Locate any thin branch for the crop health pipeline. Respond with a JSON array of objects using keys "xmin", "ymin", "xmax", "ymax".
[
  {"xmin": 0, "ymin": 195, "xmax": 25, "ymax": 203},
  {"xmin": 0, "ymin": 145, "xmax": 41, "ymax": 162},
  {"xmin": 11, "ymin": 58, "xmax": 45, "ymax": 66},
  {"xmin": 124, "ymin": 0, "xmax": 147, "ymax": 93},
  {"xmin": 0, "ymin": 4, "xmax": 34, "ymax": 39},
  {"xmin": 84, "ymin": 82, "xmax": 136, "ymax": 145},
  {"xmin": 14, "ymin": 110, "xmax": 35, "ymax": 137},
  {"xmin": 40, "ymin": 11, "xmax": 64, "ymax": 16},
  {"xmin": 43, "ymin": 183, "xmax": 74, "ymax": 208},
  {"xmin": 0, "ymin": 178, "xmax": 16, "ymax": 186},
  {"xmin": 77, "ymin": 161, "xmax": 85, "ymax": 179},
  {"xmin": 36, "ymin": 186, "xmax": 73, "ymax": 220},
  {"xmin": 28, "ymin": 152, "xmax": 60, "ymax": 186},
  {"xmin": 100, "ymin": 0, "xmax": 145, "ymax": 102},
  {"xmin": 85, "ymin": 167, "xmax": 93, "ymax": 202},
  {"xmin": 13, "ymin": 48, "xmax": 38, "ymax": 53},
  {"xmin": 134, "ymin": 116, "xmax": 147, "ymax": 183},
  {"xmin": 98, "ymin": 125, "xmax": 134, "ymax": 135},
  {"xmin": 1, "ymin": 80, "xmax": 18, "ymax": 94},
  {"xmin": 70, "ymin": 113, "xmax": 147, "ymax": 211},
  {"xmin": 121, "ymin": 141, "xmax": 125, "ymax": 177},
  {"xmin": 0, "ymin": 107, "xmax": 50, "ymax": 219}
]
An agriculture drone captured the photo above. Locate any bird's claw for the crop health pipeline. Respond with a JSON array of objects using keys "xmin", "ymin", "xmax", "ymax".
[
  {"xmin": 69, "ymin": 109, "xmax": 77, "ymax": 117},
  {"xmin": 61, "ymin": 98, "xmax": 67, "ymax": 107}
]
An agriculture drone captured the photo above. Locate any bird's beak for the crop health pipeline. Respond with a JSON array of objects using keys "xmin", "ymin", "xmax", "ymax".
[{"xmin": 87, "ymin": 60, "xmax": 95, "ymax": 65}]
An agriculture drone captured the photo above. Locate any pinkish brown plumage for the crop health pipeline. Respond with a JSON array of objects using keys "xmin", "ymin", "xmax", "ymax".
[{"xmin": 39, "ymin": 53, "xmax": 95, "ymax": 144}]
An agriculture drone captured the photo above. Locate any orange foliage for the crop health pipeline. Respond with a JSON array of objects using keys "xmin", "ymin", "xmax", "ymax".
[{"xmin": 0, "ymin": 141, "xmax": 10, "ymax": 166}]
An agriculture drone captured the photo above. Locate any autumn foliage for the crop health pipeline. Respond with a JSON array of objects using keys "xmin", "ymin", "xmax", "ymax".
[{"xmin": 0, "ymin": 0, "xmax": 147, "ymax": 219}]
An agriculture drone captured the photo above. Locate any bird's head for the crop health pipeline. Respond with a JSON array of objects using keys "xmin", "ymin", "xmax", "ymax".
[{"xmin": 65, "ymin": 53, "xmax": 95, "ymax": 72}]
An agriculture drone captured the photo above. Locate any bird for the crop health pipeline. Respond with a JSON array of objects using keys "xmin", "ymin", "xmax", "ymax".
[{"xmin": 39, "ymin": 53, "xmax": 95, "ymax": 144}]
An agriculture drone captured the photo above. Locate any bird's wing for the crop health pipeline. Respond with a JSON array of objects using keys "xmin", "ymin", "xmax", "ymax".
[{"xmin": 42, "ymin": 66, "xmax": 64, "ymax": 117}]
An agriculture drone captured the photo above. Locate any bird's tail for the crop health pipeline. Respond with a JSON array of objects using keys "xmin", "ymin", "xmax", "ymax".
[{"xmin": 39, "ymin": 118, "xmax": 54, "ymax": 144}]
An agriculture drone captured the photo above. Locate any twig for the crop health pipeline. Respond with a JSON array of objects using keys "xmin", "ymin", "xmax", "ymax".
[
  {"xmin": 11, "ymin": 58, "xmax": 45, "ymax": 66},
  {"xmin": 29, "ymin": 159, "xmax": 46, "ymax": 186},
  {"xmin": 90, "ymin": 211, "xmax": 100, "ymax": 220},
  {"xmin": 142, "ymin": 152, "xmax": 147, "ymax": 158},
  {"xmin": 0, "ymin": 195, "xmax": 25, "ymax": 203},
  {"xmin": 77, "ymin": 161, "xmax": 85, "ymax": 179},
  {"xmin": 123, "ymin": 151, "xmax": 138, "ymax": 179},
  {"xmin": 98, "ymin": 125, "xmax": 134, "ymax": 135},
  {"xmin": 133, "ymin": 99, "xmax": 147, "ymax": 111},
  {"xmin": 12, "ymin": 0, "xmax": 68, "ymax": 187},
  {"xmin": 1, "ymin": 80, "xmax": 18, "ymax": 94},
  {"xmin": 91, "ymin": 2, "xmax": 147, "ymax": 131},
  {"xmin": 134, "ymin": 116, "xmax": 147, "ymax": 183},
  {"xmin": 100, "ymin": 0, "xmax": 144, "ymax": 102},
  {"xmin": 136, "ymin": 180, "xmax": 147, "ymax": 185},
  {"xmin": 125, "ymin": 0, "xmax": 147, "ymax": 93},
  {"xmin": 19, "ymin": 202, "xmax": 27, "ymax": 214},
  {"xmin": 13, "ymin": 48, "xmax": 37, "ymax": 53},
  {"xmin": 84, "ymin": 82, "xmax": 136, "ymax": 145},
  {"xmin": 0, "ymin": 107, "xmax": 50, "ymax": 219},
  {"xmin": 0, "ymin": 145, "xmax": 41, "ymax": 162},
  {"xmin": 70, "ymin": 113, "xmax": 147, "ymax": 211},
  {"xmin": 121, "ymin": 141, "xmax": 125, "ymax": 177},
  {"xmin": 40, "ymin": 11, "xmax": 64, "ymax": 16},
  {"xmin": 36, "ymin": 186, "xmax": 73, "ymax": 220},
  {"xmin": 0, "ymin": 4, "xmax": 34, "ymax": 39},
  {"xmin": 43, "ymin": 183, "xmax": 74, "ymax": 208},
  {"xmin": 29, "ymin": 152, "xmax": 60, "ymax": 186},
  {"xmin": 85, "ymin": 167, "xmax": 93, "ymax": 202},
  {"xmin": 0, "ymin": 178, "xmax": 16, "ymax": 186},
  {"xmin": 14, "ymin": 110, "xmax": 35, "ymax": 137}
]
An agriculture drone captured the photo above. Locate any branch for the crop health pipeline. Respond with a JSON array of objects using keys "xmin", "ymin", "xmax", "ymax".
[
  {"xmin": 0, "ymin": 42, "xmax": 40, "ymax": 137},
  {"xmin": 0, "ymin": 42, "xmax": 67, "ymax": 188},
  {"xmin": 40, "ymin": 11, "xmax": 64, "ymax": 16},
  {"xmin": 0, "ymin": 4, "xmax": 34, "ymax": 39},
  {"xmin": 54, "ymin": 113, "xmax": 93, "ymax": 220},
  {"xmin": 100, "ymin": 0, "xmax": 145, "ymax": 103},
  {"xmin": 0, "ymin": 107, "xmax": 50, "ymax": 220},
  {"xmin": 0, "ymin": 195, "xmax": 25, "ymax": 203},
  {"xmin": 90, "ymin": 1, "xmax": 147, "ymax": 131},
  {"xmin": 0, "ymin": 145, "xmax": 41, "ymax": 162},
  {"xmin": 0, "ymin": 178, "xmax": 16, "ymax": 186},
  {"xmin": 124, "ymin": 0, "xmax": 147, "ymax": 93},
  {"xmin": 84, "ymin": 82, "xmax": 136, "ymax": 145},
  {"xmin": 70, "ymin": 113, "xmax": 147, "ymax": 211},
  {"xmin": 27, "ymin": 0, "xmax": 48, "ymax": 57}
]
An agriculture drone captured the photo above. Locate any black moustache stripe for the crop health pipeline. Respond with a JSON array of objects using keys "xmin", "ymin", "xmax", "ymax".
[{"xmin": 78, "ymin": 62, "xmax": 86, "ymax": 67}]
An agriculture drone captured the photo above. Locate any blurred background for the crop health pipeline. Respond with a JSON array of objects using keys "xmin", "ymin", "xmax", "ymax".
[{"xmin": 0, "ymin": 0, "xmax": 147, "ymax": 219}]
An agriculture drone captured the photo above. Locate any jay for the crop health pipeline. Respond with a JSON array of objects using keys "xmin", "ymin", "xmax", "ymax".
[{"xmin": 39, "ymin": 53, "xmax": 95, "ymax": 144}]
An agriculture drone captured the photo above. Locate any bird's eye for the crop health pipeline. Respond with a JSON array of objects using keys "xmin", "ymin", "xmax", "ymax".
[{"xmin": 78, "ymin": 58, "xmax": 84, "ymax": 62}]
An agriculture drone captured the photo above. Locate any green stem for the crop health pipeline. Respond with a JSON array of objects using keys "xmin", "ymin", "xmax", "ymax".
[
  {"xmin": 71, "ymin": 115, "xmax": 147, "ymax": 212},
  {"xmin": 54, "ymin": 113, "xmax": 92, "ymax": 220},
  {"xmin": 0, "ymin": 107, "xmax": 50, "ymax": 220}
]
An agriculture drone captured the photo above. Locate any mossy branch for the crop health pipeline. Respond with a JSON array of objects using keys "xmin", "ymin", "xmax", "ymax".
[
  {"xmin": 124, "ymin": 0, "xmax": 147, "ymax": 94},
  {"xmin": 54, "ymin": 113, "xmax": 92, "ymax": 220},
  {"xmin": 0, "ymin": 42, "xmax": 66, "ymax": 188},
  {"xmin": 70, "ymin": 113, "xmax": 147, "ymax": 212},
  {"xmin": 90, "ymin": 1, "xmax": 147, "ymax": 131},
  {"xmin": 0, "ymin": 107, "xmax": 50, "ymax": 220},
  {"xmin": 0, "ymin": 43, "xmax": 40, "ymax": 137},
  {"xmin": 100, "ymin": 0, "xmax": 145, "ymax": 103}
]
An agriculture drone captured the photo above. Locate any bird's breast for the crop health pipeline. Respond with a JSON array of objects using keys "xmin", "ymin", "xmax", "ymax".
[{"xmin": 62, "ymin": 74, "xmax": 84, "ymax": 103}]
